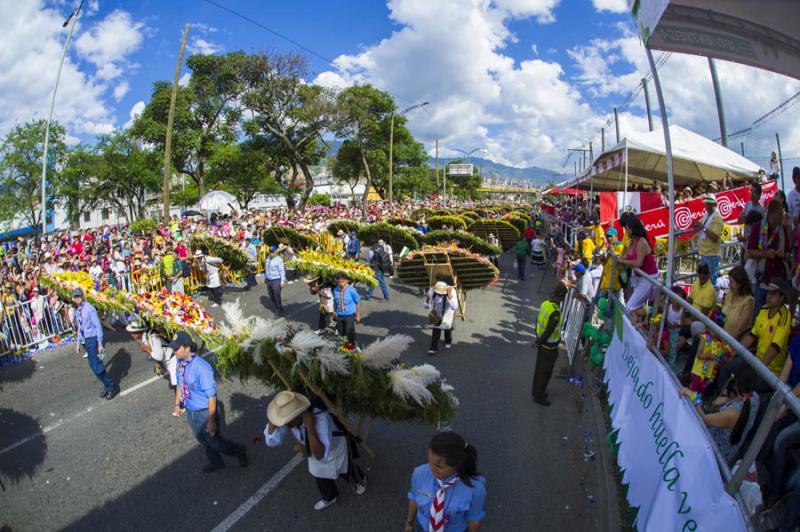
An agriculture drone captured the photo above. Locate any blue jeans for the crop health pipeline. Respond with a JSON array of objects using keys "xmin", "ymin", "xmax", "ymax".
[
  {"xmin": 700, "ymin": 255, "xmax": 720, "ymax": 283},
  {"xmin": 185, "ymin": 408, "xmax": 245, "ymax": 468},
  {"xmin": 781, "ymin": 466, "xmax": 800, "ymax": 531},
  {"xmin": 366, "ymin": 270, "xmax": 389, "ymax": 300},
  {"xmin": 516, "ymin": 255, "xmax": 526, "ymax": 280},
  {"xmin": 768, "ymin": 421, "xmax": 800, "ymax": 499},
  {"xmin": 84, "ymin": 336, "xmax": 115, "ymax": 393}
]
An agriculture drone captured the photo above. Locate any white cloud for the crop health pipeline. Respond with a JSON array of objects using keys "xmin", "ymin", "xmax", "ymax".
[
  {"xmin": 113, "ymin": 81, "xmax": 129, "ymax": 101},
  {"xmin": 179, "ymin": 72, "xmax": 191, "ymax": 87},
  {"xmin": 187, "ymin": 37, "xmax": 223, "ymax": 56},
  {"xmin": 75, "ymin": 9, "xmax": 144, "ymax": 80},
  {"xmin": 0, "ymin": 2, "xmax": 144, "ymax": 140},
  {"xmin": 124, "ymin": 100, "xmax": 145, "ymax": 129},
  {"xmin": 591, "ymin": 0, "xmax": 629, "ymax": 14}
]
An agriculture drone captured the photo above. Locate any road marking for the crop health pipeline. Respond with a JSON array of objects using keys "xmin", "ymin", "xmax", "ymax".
[
  {"xmin": 0, "ymin": 300, "xmax": 319, "ymax": 457},
  {"xmin": 211, "ymin": 453, "xmax": 303, "ymax": 532}
]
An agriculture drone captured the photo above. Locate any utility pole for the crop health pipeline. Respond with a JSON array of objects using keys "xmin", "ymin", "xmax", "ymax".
[
  {"xmin": 42, "ymin": 0, "xmax": 85, "ymax": 234},
  {"xmin": 601, "ymin": 127, "xmax": 605, "ymax": 153},
  {"xmin": 740, "ymin": 142, "xmax": 745, "ymax": 156},
  {"xmin": 642, "ymin": 77, "xmax": 654, "ymax": 132},
  {"xmin": 435, "ymin": 139, "xmax": 440, "ymax": 195},
  {"xmin": 614, "ymin": 107, "xmax": 620, "ymax": 143},
  {"xmin": 163, "ymin": 24, "xmax": 190, "ymax": 221},
  {"xmin": 388, "ymin": 113, "xmax": 394, "ymax": 205},
  {"xmin": 777, "ymin": 133, "xmax": 785, "ymax": 191},
  {"xmin": 708, "ymin": 57, "xmax": 728, "ymax": 147}
]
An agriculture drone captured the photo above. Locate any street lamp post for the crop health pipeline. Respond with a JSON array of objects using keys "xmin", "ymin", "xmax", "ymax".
[
  {"xmin": 450, "ymin": 147, "xmax": 486, "ymax": 201},
  {"xmin": 388, "ymin": 101, "xmax": 428, "ymax": 205},
  {"xmin": 41, "ymin": 0, "xmax": 85, "ymax": 235}
]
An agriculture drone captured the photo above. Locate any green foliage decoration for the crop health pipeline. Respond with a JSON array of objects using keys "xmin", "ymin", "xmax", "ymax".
[
  {"xmin": 357, "ymin": 222, "xmax": 420, "ymax": 250},
  {"xmin": 130, "ymin": 218, "xmax": 158, "ymax": 234},
  {"xmin": 262, "ymin": 226, "xmax": 317, "ymax": 251},
  {"xmin": 426, "ymin": 215, "xmax": 467, "ymax": 231},
  {"xmin": 422, "ymin": 230, "xmax": 501, "ymax": 256}
]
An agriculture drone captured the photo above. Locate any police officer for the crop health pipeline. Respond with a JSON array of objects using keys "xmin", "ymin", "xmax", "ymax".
[
  {"xmin": 170, "ymin": 331, "xmax": 248, "ymax": 473},
  {"xmin": 532, "ymin": 284, "xmax": 567, "ymax": 406}
]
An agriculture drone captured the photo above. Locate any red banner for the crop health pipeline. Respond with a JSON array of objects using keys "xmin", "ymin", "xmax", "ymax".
[{"xmin": 638, "ymin": 180, "xmax": 777, "ymax": 239}]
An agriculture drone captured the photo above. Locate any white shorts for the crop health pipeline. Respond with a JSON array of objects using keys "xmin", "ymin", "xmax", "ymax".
[{"xmin": 625, "ymin": 274, "xmax": 654, "ymax": 311}]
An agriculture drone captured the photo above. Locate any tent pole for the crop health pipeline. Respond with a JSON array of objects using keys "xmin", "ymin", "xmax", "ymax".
[
  {"xmin": 623, "ymin": 146, "xmax": 628, "ymax": 216},
  {"xmin": 646, "ymin": 46, "xmax": 676, "ymax": 350},
  {"xmin": 777, "ymin": 133, "xmax": 785, "ymax": 191}
]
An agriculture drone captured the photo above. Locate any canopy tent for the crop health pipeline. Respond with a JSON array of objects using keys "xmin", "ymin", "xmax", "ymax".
[
  {"xmin": 198, "ymin": 190, "xmax": 236, "ymax": 212},
  {"xmin": 560, "ymin": 125, "xmax": 760, "ymax": 191},
  {"xmin": 543, "ymin": 188, "xmax": 583, "ymax": 196},
  {"xmin": 635, "ymin": 0, "xmax": 800, "ymax": 80}
]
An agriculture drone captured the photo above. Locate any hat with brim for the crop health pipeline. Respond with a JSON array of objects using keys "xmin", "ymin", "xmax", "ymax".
[
  {"xmin": 703, "ymin": 195, "xmax": 718, "ymax": 205},
  {"xmin": 304, "ymin": 276, "xmax": 320, "ymax": 284},
  {"xmin": 267, "ymin": 391, "xmax": 311, "ymax": 427},
  {"xmin": 125, "ymin": 320, "xmax": 147, "ymax": 333},
  {"xmin": 572, "ymin": 264, "xmax": 586, "ymax": 274},
  {"xmin": 337, "ymin": 230, "xmax": 344, "ymax": 236},
  {"xmin": 433, "ymin": 281, "xmax": 448, "ymax": 295},
  {"xmin": 761, "ymin": 279, "xmax": 788, "ymax": 294},
  {"xmin": 168, "ymin": 330, "xmax": 194, "ymax": 351},
  {"xmin": 194, "ymin": 250, "xmax": 204, "ymax": 257},
  {"xmin": 72, "ymin": 288, "xmax": 84, "ymax": 297},
  {"xmin": 606, "ymin": 227, "xmax": 618, "ymax": 237}
]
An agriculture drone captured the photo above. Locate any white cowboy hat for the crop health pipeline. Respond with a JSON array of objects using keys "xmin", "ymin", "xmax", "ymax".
[
  {"xmin": 267, "ymin": 391, "xmax": 311, "ymax": 427},
  {"xmin": 125, "ymin": 320, "xmax": 147, "ymax": 333},
  {"xmin": 194, "ymin": 249, "xmax": 204, "ymax": 257},
  {"xmin": 433, "ymin": 281, "xmax": 449, "ymax": 295}
]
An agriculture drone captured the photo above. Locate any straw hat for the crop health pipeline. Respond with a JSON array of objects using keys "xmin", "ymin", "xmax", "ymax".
[
  {"xmin": 433, "ymin": 281, "xmax": 449, "ymax": 295},
  {"xmin": 125, "ymin": 319, "xmax": 147, "ymax": 333},
  {"xmin": 267, "ymin": 391, "xmax": 311, "ymax": 427},
  {"xmin": 194, "ymin": 249, "xmax": 204, "ymax": 257}
]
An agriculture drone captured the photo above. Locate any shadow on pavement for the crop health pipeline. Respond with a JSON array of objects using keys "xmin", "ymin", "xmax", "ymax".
[
  {"xmin": 0, "ymin": 408, "xmax": 47, "ymax": 486},
  {"xmin": 106, "ymin": 348, "xmax": 132, "ymax": 384},
  {"xmin": 0, "ymin": 358, "xmax": 37, "ymax": 391}
]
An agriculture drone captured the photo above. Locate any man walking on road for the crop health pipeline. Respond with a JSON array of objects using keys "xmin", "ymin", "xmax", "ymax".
[
  {"xmin": 195, "ymin": 250, "xmax": 224, "ymax": 307},
  {"xmin": 266, "ymin": 244, "xmax": 287, "ymax": 316},
  {"xmin": 171, "ymin": 331, "xmax": 248, "ymax": 473},
  {"xmin": 74, "ymin": 288, "xmax": 119, "ymax": 400},
  {"xmin": 365, "ymin": 239, "xmax": 392, "ymax": 301},
  {"xmin": 514, "ymin": 235, "xmax": 530, "ymax": 281},
  {"xmin": 532, "ymin": 284, "xmax": 567, "ymax": 406}
]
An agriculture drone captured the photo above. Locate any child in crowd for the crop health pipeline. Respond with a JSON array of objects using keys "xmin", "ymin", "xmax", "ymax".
[{"xmin": 666, "ymin": 286, "xmax": 687, "ymax": 369}]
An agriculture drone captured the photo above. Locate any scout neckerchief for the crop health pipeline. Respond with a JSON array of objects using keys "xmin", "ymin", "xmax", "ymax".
[
  {"xmin": 178, "ymin": 354, "xmax": 197, "ymax": 403},
  {"xmin": 75, "ymin": 302, "xmax": 84, "ymax": 340},
  {"xmin": 339, "ymin": 286, "xmax": 347, "ymax": 313},
  {"xmin": 429, "ymin": 476, "xmax": 459, "ymax": 532}
]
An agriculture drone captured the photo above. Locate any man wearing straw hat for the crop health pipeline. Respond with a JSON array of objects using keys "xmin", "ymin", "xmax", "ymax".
[
  {"xmin": 693, "ymin": 194, "xmax": 723, "ymax": 282},
  {"xmin": 264, "ymin": 391, "xmax": 367, "ymax": 511}
]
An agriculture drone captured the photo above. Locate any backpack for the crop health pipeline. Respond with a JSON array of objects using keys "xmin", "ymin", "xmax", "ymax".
[
  {"xmin": 372, "ymin": 246, "xmax": 393, "ymax": 274},
  {"xmin": 181, "ymin": 259, "xmax": 191, "ymax": 278}
]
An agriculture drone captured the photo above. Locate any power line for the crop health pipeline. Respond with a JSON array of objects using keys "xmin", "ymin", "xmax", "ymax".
[{"xmin": 715, "ymin": 89, "xmax": 800, "ymax": 142}]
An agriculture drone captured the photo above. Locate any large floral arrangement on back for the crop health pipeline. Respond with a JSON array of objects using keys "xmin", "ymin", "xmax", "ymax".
[
  {"xmin": 287, "ymin": 249, "xmax": 378, "ymax": 287},
  {"xmin": 212, "ymin": 300, "xmax": 458, "ymax": 424},
  {"xmin": 190, "ymin": 234, "xmax": 254, "ymax": 274}
]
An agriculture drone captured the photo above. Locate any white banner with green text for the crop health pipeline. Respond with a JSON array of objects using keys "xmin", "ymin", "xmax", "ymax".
[{"xmin": 603, "ymin": 306, "xmax": 746, "ymax": 531}]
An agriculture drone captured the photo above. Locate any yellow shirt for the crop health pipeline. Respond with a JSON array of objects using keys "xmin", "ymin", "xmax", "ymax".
[
  {"xmin": 698, "ymin": 214, "xmax": 723, "ymax": 256},
  {"xmin": 600, "ymin": 242, "xmax": 624, "ymax": 291},
  {"xmin": 575, "ymin": 238, "xmax": 595, "ymax": 261},
  {"xmin": 690, "ymin": 280, "xmax": 717, "ymax": 313},
  {"xmin": 593, "ymin": 225, "xmax": 606, "ymax": 250},
  {"xmin": 751, "ymin": 305, "xmax": 791, "ymax": 376}
]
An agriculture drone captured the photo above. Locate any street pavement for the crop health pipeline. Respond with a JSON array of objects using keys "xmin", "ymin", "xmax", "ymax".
[{"xmin": 0, "ymin": 254, "xmax": 616, "ymax": 531}]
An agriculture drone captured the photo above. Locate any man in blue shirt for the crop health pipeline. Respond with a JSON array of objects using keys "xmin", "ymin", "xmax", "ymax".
[
  {"xmin": 346, "ymin": 232, "xmax": 361, "ymax": 261},
  {"xmin": 170, "ymin": 331, "xmax": 248, "ymax": 473},
  {"xmin": 243, "ymin": 238, "xmax": 258, "ymax": 290},
  {"xmin": 265, "ymin": 244, "xmax": 287, "ymax": 316},
  {"xmin": 332, "ymin": 273, "xmax": 361, "ymax": 345},
  {"xmin": 73, "ymin": 288, "xmax": 118, "ymax": 399}
]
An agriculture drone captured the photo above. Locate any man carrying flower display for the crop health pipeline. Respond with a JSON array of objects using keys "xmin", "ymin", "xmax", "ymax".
[{"xmin": 333, "ymin": 273, "xmax": 361, "ymax": 345}]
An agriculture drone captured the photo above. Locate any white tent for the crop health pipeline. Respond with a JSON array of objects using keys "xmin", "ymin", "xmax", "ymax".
[
  {"xmin": 198, "ymin": 190, "xmax": 237, "ymax": 213},
  {"xmin": 561, "ymin": 125, "xmax": 760, "ymax": 191}
]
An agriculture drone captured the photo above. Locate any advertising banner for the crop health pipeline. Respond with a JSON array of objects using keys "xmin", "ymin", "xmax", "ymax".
[{"xmin": 604, "ymin": 306, "xmax": 746, "ymax": 531}]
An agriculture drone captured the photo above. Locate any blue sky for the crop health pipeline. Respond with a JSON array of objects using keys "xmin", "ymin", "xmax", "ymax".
[{"xmin": 2, "ymin": 0, "xmax": 798, "ymax": 172}]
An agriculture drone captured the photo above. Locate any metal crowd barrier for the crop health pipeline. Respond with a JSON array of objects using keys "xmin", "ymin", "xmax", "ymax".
[
  {"xmin": 0, "ymin": 297, "xmax": 74, "ymax": 360},
  {"xmin": 603, "ymin": 262, "xmax": 800, "ymax": 527}
]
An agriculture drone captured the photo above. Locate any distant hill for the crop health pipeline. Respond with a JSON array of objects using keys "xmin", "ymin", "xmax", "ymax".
[{"xmin": 427, "ymin": 157, "xmax": 565, "ymax": 186}]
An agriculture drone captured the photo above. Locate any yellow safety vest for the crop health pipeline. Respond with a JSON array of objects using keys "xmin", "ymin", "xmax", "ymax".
[{"xmin": 536, "ymin": 299, "xmax": 562, "ymax": 344}]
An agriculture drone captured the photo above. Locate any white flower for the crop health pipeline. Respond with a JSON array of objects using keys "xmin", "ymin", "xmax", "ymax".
[
  {"xmin": 262, "ymin": 319, "xmax": 287, "ymax": 340},
  {"xmin": 409, "ymin": 364, "xmax": 440, "ymax": 386},
  {"xmin": 291, "ymin": 329, "xmax": 332, "ymax": 354},
  {"xmin": 360, "ymin": 334, "xmax": 414, "ymax": 370},
  {"xmin": 253, "ymin": 348, "xmax": 265, "ymax": 367},
  {"xmin": 388, "ymin": 368, "xmax": 434, "ymax": 406},
  {"xmin": 316, "ymin": 349, "xmax": 350, "ymax": 379},
  {"xmin": 440, "ymin": 379, "xmax": 459, "ymax": 407}
]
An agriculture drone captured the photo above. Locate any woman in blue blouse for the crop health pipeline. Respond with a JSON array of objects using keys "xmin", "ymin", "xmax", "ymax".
[{"xmin": 405, "ymin": 432, "xmax": 486, "ymax": 532}]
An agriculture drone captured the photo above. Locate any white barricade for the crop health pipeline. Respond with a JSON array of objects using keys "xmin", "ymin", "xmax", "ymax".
[{"xmin": 0, "ymin": 297, "xmax": 74, "ymax": 358}]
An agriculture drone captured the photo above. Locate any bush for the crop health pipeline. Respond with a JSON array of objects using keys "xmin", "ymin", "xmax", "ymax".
[
  {"xmin": 358, "ymin": 222, "xmax": 420, "ymax": 251},
  {"xmin": 327, "ymin": 219, "xmax": 361, "ymax": 236},
  {"xmin": 422, "ymin": 230, "xmax": 501, "ymax": 256},
  {"xmin": 262, "ymin": 226, "xmax": 317, "ymax": 251},
  {"xmin": 307, "ymin": 193, "xmax": 332, "ymax": 207},
  {"xmin": 130, "ymin": 218, "xmax": 158, "ymax": 234},
  {"xmin": 427, "ymin": 215, "xmax": 467, "ymax": 231}
]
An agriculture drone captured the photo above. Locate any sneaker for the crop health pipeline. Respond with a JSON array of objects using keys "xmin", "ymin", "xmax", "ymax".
[
  {"xmin": 314, "ymin": 498, "xmax": 337, "ymax": 511},
  {"xmin": 82, "ymin": 353, "xmax": 89, "ymax": 358},
  {"xmin": 427, "ymin": 349, "xmax": 437, "ymax": 354},
  {"xmin": 105, "ymin": 387, "xmax": 120, "ymax": 400},
  {"xmin": 445, "ymin": 343, "xmax": 452, "ymax": 349},
  {"xmin": 211, "ymin": 303, "xmax": 219, "ymax": 308},
  {"xmin": 356, "ymin": 480, "xmax": 367, "ymax": 495}
]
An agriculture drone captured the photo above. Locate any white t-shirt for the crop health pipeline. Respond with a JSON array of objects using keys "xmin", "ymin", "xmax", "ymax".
[
  {"xmin": 577, "ymin": 274, "xmax": 595, "ymax": 303},
  {"xmin": 319, "ymin": 286, "xmax": 334, "ymax": 313},
  {"xmin": 531, "ymin": 239, "xmax": 544, "ymax": 252}
]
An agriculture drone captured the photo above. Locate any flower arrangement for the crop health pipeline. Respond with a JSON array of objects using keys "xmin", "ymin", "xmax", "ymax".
[
  {"xmin": 288, "ymin": 249, "xmax": 378, "ymax": 287},
  {"xmin": 426, "ymin": 215, "xmax": 467, "ymax": 231},
  {"xmin": 502, "ymin": 215, "xmax": 527, "ymax": 234},
  {"xmin": 39, "ymin": 272, "xmax": 133, "ymax": 315},
  {"xmin": 467, "ymin": 219, "xmax": 520, "ymax": 250},
  {"xmin": 121, "ymin": 289, "xmax": 219, "ymax": 338},
  {"xmin": 210, "ymin": 302, "xmax": 457, "ymax": 425},
  {"xmin": 326, "ymin": 219, "xmax": 362, "ymax": 236},
  {"xmin": 262, "ymin": 226, "xmax": 317, "ymax": 251},
  {"xmin": 422, "ymin": 230, "xmax": 501, "ymax": 256},
  {"xmin": 190, "ymin": 234, "xmax": 254, "ymax": 274},
  {"xmin": 357, "ymin": 222, "xmax": 421, "ymax": 251},
  {"xmin": 396, "ymin": 244, "xmax": 500, "ymax": 290}
]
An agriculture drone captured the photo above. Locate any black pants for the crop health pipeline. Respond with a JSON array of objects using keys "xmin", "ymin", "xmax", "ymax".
[
  {"xmin": 314, "ymin": 459, "xmax": 365, "ymax": 501},
  {"xmin": 429, "ymin": 328, "xmax": 452, "ymax": 351},
  {"xmin": 267, "ymin": 279, "xmax": 283, "ymax": 315},
  {"xmin": 532, "ymin": 343, "xmax": 559, "ymax": 400},
  {"xmin": 208, "ymin": 286, "xmax": 223, "ymax": 305},
  {"xmin": 245, "ymin": 272, "xmax": 257, "ymax": 288},
  {"xmin": 318, "ymin": 311, "xmax": 331, "ymax": 331},
  {"xmin": 336, "ymin": 314, "xmax": 356, "ymax": 344}
]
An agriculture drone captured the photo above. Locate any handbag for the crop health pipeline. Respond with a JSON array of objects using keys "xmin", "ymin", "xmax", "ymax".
[{"xmin": 428, "ymin": 310, "xmax": 443, "ymax": 326}]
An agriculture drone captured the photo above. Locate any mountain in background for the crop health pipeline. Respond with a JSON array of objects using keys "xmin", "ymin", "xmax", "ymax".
[{"xmin": 325, "ymin": 140, "xmax": 565, "ymax": 186}]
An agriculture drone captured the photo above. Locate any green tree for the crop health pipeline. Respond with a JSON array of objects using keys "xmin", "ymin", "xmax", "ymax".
[
  {"xmin": 0, "ymin": 119, "xmax": 67, "ymax": 235},
  {"xmin": 131, "ymin": 52, "xmax": 248, "ymax": 197},
  {"xmin": 61, "ymin": 145, "xmax": 101, "ymax": 226},
  {"xmin": 207, "ymin": 141, "xmax": 280, "ymax": 210},
  {"xmin": 241, "ymin": 52, "xmax": 335, "ymax": 210},
  {"xmin": 330, "ymin": 141, "xmax": 364, "ymax": 204},
  {"xmin": 333, "ymin": 84, "xmax": 396, "ymax": 218}
]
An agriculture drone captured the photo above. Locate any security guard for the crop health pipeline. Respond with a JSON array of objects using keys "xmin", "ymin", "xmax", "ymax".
[{"xmin": 532, "ymin": 284, "xmax": 567, "ymax": 406}]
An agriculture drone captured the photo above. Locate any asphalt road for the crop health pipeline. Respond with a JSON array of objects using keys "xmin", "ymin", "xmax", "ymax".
[{"xmin": 0, "ymin": 254, "xmax": 614, "ymax": 531}]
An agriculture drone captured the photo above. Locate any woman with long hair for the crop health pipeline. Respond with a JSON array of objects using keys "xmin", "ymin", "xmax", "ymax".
[
  {"xmin": 618, "ymin": 217, "xmax": 658, "ymax": 322},
  {"xmin": 721, "ymin": 266, "xmax": 755, "ymax": 340},
  {"xmin": 405, "ymin": 431, "xmax": 486, "ymax": 532}
]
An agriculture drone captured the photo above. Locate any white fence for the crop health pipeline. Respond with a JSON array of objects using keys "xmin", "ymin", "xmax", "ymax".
[{"xmin": 0, "ymin": 297, "xmax": 74, "ymax": 361}]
